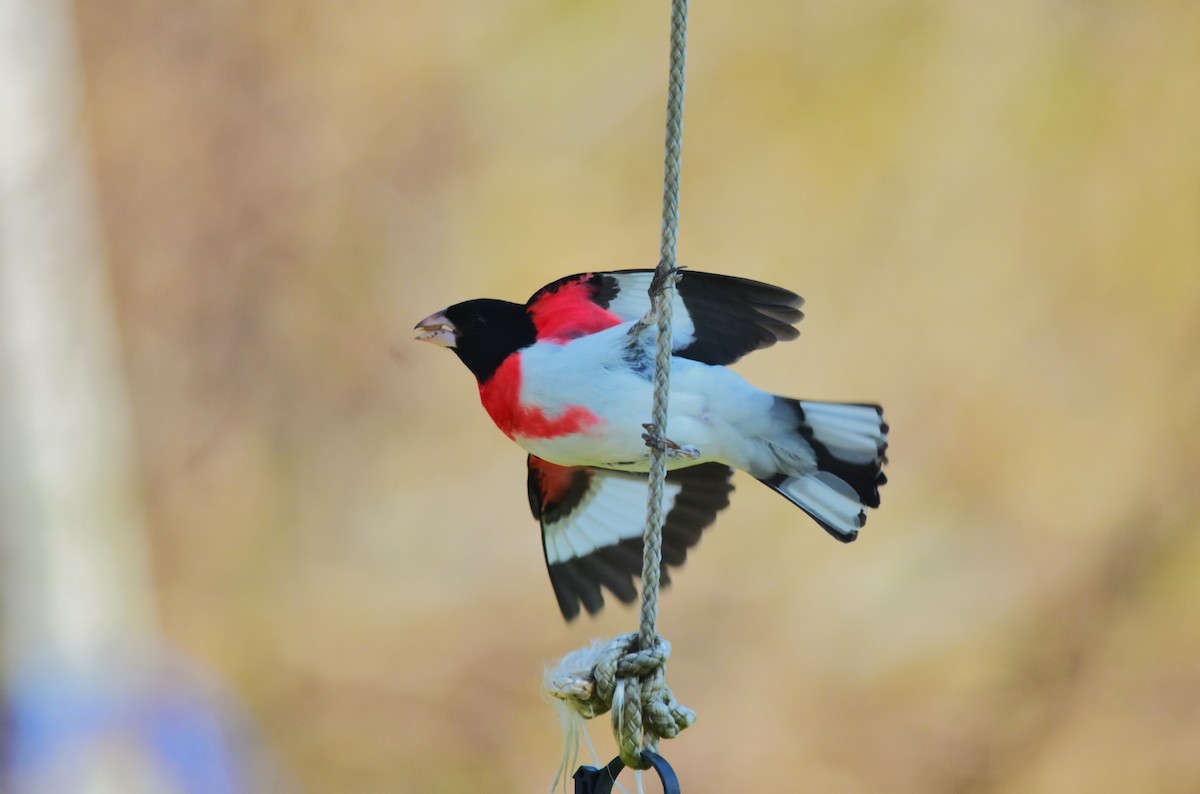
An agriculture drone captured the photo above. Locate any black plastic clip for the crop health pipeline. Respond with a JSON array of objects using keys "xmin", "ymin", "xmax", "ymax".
[{"xmin": 573, "ymin": 752, "xmax": 680, "ymax": 793}]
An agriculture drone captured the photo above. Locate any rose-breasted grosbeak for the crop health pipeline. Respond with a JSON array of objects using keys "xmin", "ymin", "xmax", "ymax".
[{"xmin": 416, "ymin": 270, "xmax": 887, "ymax": 620}]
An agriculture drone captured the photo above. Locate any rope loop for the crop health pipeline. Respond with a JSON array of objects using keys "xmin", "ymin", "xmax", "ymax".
[{"xmin": 545, "ymin": 633, "xmax": 696, "ymax": 769}]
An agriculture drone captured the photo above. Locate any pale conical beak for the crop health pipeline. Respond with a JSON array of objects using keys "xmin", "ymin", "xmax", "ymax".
[{"xmin": 414, "ymin": 311, "xmax": 457, "ymax": 348}]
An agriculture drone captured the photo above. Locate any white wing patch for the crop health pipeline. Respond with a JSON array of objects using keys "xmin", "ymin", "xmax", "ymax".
[
  {"xmin": 543, "ymin": 471, "xmax": 683, "ymax": 566},
  {"xmin": 604, "ymin": 273, "xmax": 698, "ymax": 350}
]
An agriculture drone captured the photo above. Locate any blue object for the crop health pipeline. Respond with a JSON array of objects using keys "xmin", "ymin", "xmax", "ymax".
[{"xmin": 5, "ymin": 653, "xmax": 252, "ymax": 793}]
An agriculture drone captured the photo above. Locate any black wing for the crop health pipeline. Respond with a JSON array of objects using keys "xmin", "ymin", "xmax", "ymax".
[
  {"xmin": 526, "ymin": 269, "xmax": 804, "ymax": 365},
  {"xmin": 527, "ymin": 456, "xmax": 735, "ymax": 621}
]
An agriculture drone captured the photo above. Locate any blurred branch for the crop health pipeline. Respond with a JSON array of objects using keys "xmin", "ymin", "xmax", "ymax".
[
  {"xmin": 0, "ymin": 0, "xmax": 161, "ymax": 789},
  {"xmin": 0, "ymin": 0, "xmax": 156, "ymax": 675}
]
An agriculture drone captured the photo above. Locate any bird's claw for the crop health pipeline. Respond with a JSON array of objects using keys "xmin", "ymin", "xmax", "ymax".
[
  {"xmin": 648, "ymin": 264, "xmax": 683, "ymax": 296},
  {"xmin": 627, "ymin": 269, "xmax": 683, "ymax": 341},
  {"xmin": 642, "ymin": 424, "xmax": 700, "ymax": 459},
  {"xmin": 627, "ymin": 307, "xmax": 658, "ymax": 340}
]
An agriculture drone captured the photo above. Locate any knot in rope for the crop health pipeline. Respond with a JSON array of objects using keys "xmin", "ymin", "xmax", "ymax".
[{"xmin": 545, "ymin": 633, "xmax": 696, "ymax": 769}]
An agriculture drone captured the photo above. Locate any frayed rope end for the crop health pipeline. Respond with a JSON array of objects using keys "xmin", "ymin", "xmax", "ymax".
[
  {"xmin": 542, "ymin": 634, "xmax": 695, "ymax": 776},
  {"xmin": 543, "ymin": 640, "xmax": 612, "ymax": 793}
]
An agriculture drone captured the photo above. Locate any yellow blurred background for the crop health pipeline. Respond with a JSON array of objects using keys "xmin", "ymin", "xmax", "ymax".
[{"xmin": 46, "ymin": 0, "xmax": 1200, "ymax": 790}]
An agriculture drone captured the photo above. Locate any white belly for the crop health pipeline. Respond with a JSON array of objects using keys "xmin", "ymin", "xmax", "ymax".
[{"xmin": 512, "ymin": 326, "xmax": 774, "ymax": 471}]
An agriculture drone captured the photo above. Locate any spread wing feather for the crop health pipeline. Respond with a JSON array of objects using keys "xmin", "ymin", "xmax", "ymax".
[
  {"xmin": 527, "ymin": 455, "xmax": 735, "ymax": 620},
  {"xmin": 526, "ymin": 269, "xmax": 804, "ymax": 365}
]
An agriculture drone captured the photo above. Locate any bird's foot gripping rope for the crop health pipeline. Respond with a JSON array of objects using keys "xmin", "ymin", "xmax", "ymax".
[
  {"xmin": 626, "ymin": 310, "xmax": 658, "ymax": 342},
  {"xmin": 545, "ymin": 634, "xmax": 695, "ymax": 772},
  {"xmin": 626, "ymin": 269, "xmax": 683, "ymax": 341},
  {"xmin": 641, "ymin": 424, "xmax": 700, "ymax": 460}
]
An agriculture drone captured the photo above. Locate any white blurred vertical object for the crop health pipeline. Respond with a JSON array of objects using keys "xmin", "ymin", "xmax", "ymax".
[{"xmin": 0, "ymin": 0, "xmax": 164, "ymax": 791}]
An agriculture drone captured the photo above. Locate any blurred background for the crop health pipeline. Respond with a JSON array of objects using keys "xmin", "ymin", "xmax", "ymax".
[{"xmin": 2, "ymin": 0, "xmax": 1199, "ymax": 791}]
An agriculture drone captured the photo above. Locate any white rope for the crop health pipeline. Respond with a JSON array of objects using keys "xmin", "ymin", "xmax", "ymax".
[{"xmin": 546, "ymin": 0, "xmax": 694, "ymax": 775}]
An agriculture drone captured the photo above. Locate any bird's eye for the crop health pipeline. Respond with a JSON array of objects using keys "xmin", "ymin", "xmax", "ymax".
[{"xmin": 467, "ymin": 316, "xmax": 487, "ymax": 331}]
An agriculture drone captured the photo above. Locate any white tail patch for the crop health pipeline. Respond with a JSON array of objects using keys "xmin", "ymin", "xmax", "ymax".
[
  {"xmin": 775, "ymin": 473, "xmax": 865, "ymax": 539},
  {"xmin": 758, "ymin": 397, "xmax": 886, "ymax": 540},
  {"xmin": 800, "ymin": 401, "xmax": 886, "ymax": 465}
]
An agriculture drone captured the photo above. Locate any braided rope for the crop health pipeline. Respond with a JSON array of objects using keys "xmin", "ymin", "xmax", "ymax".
[
  {"xmin": 616, "ymin": 0, "xmax": 690, "ymax": 767},
  {"xmin": 643, "ymin": 0, "xmax": 688, "ymax": 663},
  {"xmin": 547, "ymin": 0, "xmax": 692, "ymax": 775},
  {"xmin": 639, "ymin": 0, "xmax": 689, "ymax": 700}
]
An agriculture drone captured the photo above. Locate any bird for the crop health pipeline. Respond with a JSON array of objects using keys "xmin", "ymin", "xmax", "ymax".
[{"xmin": 415, "ymin": 269, "xmax": 888, "ymax": 620}]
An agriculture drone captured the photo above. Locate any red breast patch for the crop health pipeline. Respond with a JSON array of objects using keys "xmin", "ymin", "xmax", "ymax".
[{"xmin": 479, "ymin": 355, "xmax": 601, "ymax": 440}]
